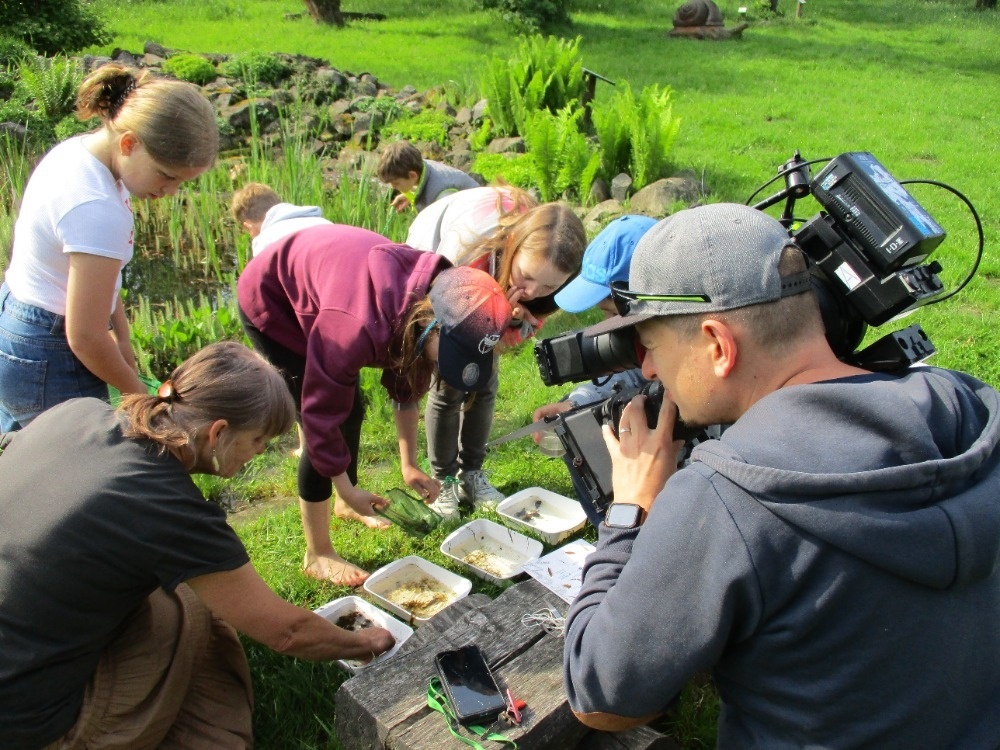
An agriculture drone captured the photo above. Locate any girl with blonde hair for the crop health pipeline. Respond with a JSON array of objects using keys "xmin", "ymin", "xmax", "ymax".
[{"xmin": 0, "ymin": 63, "xmax": 219, "ymax": 432}]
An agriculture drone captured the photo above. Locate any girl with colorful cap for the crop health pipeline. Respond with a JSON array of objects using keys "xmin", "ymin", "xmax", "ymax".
[
  {"xmin": 406, "ymin": 186, "xmax": 586, "ymax": 513},
  {"xmin": 236, "ymin": 224, "xmax": 511, "ymax": 585},
  {"xmin": 0, "ymin": 63, "xmax": 218, "ymax": 432}
]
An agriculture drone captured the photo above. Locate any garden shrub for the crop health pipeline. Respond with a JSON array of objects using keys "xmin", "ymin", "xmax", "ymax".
[
  {"xmin": 480, "ymin": 0, "xmax": 572, "ymax": 32},
  {"xmin": 480, "ymin": 34, "xmax": 586, "ymax": 137},
  {"xmin": 381, "ymin": 110, "xmax": 455, "ymax": 148},
  {"xmin": 220, "ymin": 51, "xmax": 291, "ymax": 87},
  {"xmin": 0, "ymin": 0, "xmax": 111, "ymax": 55},
  {"xmin": 162, "ymin": 54, "xmax": 218, "ymax": 86},
  {"xmin": 0, "ymin": 35, "xmax": 34, "ymax": 68},
  {"xmin": 349, "ymin": 95, "xmax": 406, "ymax": 139},
  {"xmin": 470, "ymin": 152, "xmax": 536, "ymax": 190},
  {"xmin": 593, "ymin": 82, "xmax": 681, "ymax": 191},
  {"xmin": 15, "ymin": 55, "xmax": 83, "ymax": 122}
]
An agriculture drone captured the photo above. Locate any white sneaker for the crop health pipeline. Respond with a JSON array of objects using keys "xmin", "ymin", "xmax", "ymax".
[
  {"xmin": 428, "ymin": 476, "xmax": 462, "ymax": 521},
  {"xmin": 459, "ymin": 469, "xmax": 505, "ymax": 509}
]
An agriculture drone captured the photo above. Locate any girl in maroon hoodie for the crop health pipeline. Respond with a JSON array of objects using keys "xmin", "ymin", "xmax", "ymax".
[{"xmin": 237, "ymin": 223, "xmax": 511, "ymax": 585}]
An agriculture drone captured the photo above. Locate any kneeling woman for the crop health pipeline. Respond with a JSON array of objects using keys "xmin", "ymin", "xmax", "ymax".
[
  {"xmin": 236, "ymin": 224, "xmax": 511, "ymax": 585},
  {"xmin": 0, "ymin": 342, "xmax": 396, "ymax": 750}
]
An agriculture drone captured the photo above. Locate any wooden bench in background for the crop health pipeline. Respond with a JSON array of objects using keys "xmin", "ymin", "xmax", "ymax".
[{"xmin": 335, "ymin": 578, "xmax": 678, "ymax": 749}]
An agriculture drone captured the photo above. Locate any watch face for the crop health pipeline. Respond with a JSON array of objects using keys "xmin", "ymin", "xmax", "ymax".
[{"xmin": 605, "ymin": 503, "xmax": 643, "ymax": 529}]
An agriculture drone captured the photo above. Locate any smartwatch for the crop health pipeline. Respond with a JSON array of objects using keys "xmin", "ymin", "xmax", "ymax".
[{"xmin": 604, "ymin": 503, "xmax": 646, "ymax": 529}]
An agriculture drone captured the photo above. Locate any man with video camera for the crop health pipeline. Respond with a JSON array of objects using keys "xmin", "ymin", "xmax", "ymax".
[{"xmin": 563, "ymin": 203, "xmax": 1000, "ymax": 747}]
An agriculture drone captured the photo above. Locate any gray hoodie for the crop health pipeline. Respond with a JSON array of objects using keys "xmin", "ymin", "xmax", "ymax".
[{"xmin": 565, "ymin": 366, "xmax": 1000, "ymax": 748}]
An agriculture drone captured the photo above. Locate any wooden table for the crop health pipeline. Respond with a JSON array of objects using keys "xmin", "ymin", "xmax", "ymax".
[{"xmin": 335, "ymin": 578, "xmax": 678, "ymax": 749}]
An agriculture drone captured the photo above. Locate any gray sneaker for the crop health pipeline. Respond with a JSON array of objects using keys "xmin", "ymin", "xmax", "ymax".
[
  {"xmin": 428, "ymin": 476, "xmax": 462, "ymax": 521},
  {"xmin": 459, "ymin": 469, "xmax": 505, "ymax": 509}
]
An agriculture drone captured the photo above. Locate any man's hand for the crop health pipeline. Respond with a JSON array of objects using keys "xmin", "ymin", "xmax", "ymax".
[
  {"xmin": 602, "ymin": 393, "xmax": 684, "ymax": 514},
  {"xmin": 391, "ymin": 194, "xmax": 412, "ymax": 213}
]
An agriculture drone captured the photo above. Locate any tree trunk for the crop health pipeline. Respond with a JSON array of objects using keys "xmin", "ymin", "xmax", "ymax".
[{"xmin": 303, "ymin": 0, "xmax": 344, "ymax": 26}]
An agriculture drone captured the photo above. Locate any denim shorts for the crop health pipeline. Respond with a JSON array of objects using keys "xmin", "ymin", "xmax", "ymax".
[{"xmin": 0, "ymin": 282, "xmax": 107, "ymax": 432}]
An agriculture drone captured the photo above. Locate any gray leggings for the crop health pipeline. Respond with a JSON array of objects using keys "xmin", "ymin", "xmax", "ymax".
[{"xmin": 424, "ymin": 370, "xmax": 498, "ymax": 479}]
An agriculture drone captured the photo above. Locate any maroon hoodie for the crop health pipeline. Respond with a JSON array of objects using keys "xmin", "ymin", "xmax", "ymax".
[{"xmin": 237, "ymin": 224, "xmax": 450, "ymax": 477}]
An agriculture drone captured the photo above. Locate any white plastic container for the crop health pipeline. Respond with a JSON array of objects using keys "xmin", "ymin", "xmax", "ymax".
[
  {"xmin": 363, "ymin": 555, "xmax": 472, "ymax": 625},
  {"xmin": 440, "ymin": 518, "xmax": 544, "ymax": 585},
  {"xmin": 313, "ymin": 595, "xmax": 414, "ymax": 673},
  {"xmin": 497, "ymin": 487, "xmax": 588, "ymax": 545}
]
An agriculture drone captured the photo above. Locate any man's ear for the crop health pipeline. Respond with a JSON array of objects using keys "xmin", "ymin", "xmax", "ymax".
[{"xmin": 702, "ymin": 318, "xmax": 738, "ymax": 378}]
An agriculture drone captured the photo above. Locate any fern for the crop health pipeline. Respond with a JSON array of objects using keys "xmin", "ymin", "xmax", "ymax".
[
  {"xmin": 479, "ymin": 34, "xmax": 587, "ymax": 138},
  {"xmin": 520, "ymin": 104, "xmax": 599, "ymax": 203},
  {"xmin": 16, "ymin": 55, "xmax": 82, "ymax": 121},
  {"xmin": 594, "ymin": 82, "xmax": 681, "ymax": 191}
]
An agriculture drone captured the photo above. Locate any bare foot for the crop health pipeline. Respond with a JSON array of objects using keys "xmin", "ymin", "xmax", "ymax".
[
  {"xmin": 303, "ymin": 551, "xmax": 369, "ymax": 586},
  {"xmin": 334, "ymin": 495, "xmax": 391, "ymax": 529}
]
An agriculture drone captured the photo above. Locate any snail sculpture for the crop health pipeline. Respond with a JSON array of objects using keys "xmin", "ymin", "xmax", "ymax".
[{"xmin": 670, "ymin": 0, "xmax": 748, "ymax": 39}]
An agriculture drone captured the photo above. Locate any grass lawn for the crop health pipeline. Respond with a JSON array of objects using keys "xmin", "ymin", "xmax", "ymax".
[{"xmin": 7, "ymin": 0, "xmax": 1000, "ymax": 746}]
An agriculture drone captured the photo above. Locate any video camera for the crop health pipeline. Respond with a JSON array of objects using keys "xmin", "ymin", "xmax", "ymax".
[{"xmin": 533, "ymin": 151, "xmax": 957, "ymax": 511}]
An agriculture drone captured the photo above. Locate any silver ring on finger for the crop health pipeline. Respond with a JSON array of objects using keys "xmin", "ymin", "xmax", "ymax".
[{"xmin": 619, "ymin": 427, "xmax": 632, "ymax": 434}]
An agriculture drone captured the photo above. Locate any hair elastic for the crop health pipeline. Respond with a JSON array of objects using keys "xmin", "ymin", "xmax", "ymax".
[
  {"xmin": 415, "ymin": 317, "xmax": 439, "ymax": 356},
  {"xmin": 110, "ymin": 79, "xmax": 136, "ymax": 119}
]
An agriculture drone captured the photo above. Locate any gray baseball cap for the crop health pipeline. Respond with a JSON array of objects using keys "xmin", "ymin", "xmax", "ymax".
[{"xmin": 585, "ymin": 203, "xmax": 810, "ymax": 336}]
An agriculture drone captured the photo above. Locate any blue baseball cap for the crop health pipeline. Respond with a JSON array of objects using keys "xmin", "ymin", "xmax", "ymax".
[{"xmin": 554, "ymin": 215, "xmax": 658, "ymax": 313}]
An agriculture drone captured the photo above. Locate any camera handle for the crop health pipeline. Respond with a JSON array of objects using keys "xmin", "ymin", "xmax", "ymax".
[{"xmin": 750, "ymin": 149, "xmax": 814, "ymax": 228}]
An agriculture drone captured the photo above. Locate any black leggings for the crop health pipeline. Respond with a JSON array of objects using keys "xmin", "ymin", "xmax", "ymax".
[{"xmin": 240, "ymin": 308, "xmax": 364, "ymax": 502}]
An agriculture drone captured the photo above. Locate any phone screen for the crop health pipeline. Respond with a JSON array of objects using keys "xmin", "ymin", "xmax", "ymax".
[{"xmin": 435, "ymin": 644, "xmax": 507, "ymax": 724}]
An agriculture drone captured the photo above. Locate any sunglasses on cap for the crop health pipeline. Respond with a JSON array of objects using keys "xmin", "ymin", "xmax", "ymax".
[{"xmin": 609, "ymin": 280, "xmax": 710, "ymax": 317}]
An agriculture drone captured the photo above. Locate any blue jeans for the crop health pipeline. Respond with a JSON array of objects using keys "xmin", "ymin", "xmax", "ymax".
[{"xmin": 0, "ymin": 282, "xmax": 107, "ymax": 432}]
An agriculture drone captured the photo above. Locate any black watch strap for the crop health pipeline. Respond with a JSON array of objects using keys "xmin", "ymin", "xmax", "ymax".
[{"xmin": 604, "ymin": 502, "xmax": 646, "ymax": 529}]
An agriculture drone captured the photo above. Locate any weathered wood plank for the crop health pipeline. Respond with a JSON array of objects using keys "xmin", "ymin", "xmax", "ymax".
[{"xmin": 335, "ymin": 579, "xmax": 672, "ymax": 749}]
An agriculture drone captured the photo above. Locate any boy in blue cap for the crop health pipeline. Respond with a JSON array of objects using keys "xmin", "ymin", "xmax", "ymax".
[{"xmin": 532, "ymin": 215, "xmax": 657, "ymax": 524}]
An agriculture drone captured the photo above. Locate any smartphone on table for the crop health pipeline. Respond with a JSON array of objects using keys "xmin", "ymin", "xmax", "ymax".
[{"xmin": 434, "ymin": 644, "xmax": 508, "ymax": 725}]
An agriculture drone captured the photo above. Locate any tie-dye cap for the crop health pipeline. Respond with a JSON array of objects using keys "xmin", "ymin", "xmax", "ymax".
[{"xmin": 429, "ymin": 266, "xmax": 512, "ymax": 391}]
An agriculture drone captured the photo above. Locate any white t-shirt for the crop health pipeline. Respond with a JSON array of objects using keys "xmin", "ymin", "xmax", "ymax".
[
  {"xmin": 251, "ymin": 203, "xmax": 331, "ymax": 256},
  {"xmin": 5, "ymin": 136, "xmax": 133, "ymax": 316},
  {"xmin": 405, "ymin": 186, "xmax": 518, "ymax": 263}
]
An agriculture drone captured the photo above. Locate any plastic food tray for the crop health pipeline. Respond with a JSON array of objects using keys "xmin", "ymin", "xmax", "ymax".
[
  {"xmin": 313, "ymin": 595, "xmax": 413, "ymax": 673},
  {"xmin": 440, "ymin": 518, "xmax": 544, "ymax": 585},
  {"xmin": 496, "ymin": 487, "xmax": 588, "ymax": 545},
  {"xmin": 363, "ymin": 555, "xmax": 471, "ymax": 625}
]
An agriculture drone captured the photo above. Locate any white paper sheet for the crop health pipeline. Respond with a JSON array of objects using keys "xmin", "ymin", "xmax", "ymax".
[{"xmin": 520, "ymin": 539, "xmax": 596, "ymax": 604}]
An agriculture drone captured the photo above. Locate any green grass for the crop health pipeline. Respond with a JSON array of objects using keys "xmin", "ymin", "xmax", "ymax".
[{"xmin": 5, "ymin": 0, "xmax": 1000, "ymax": 745}]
